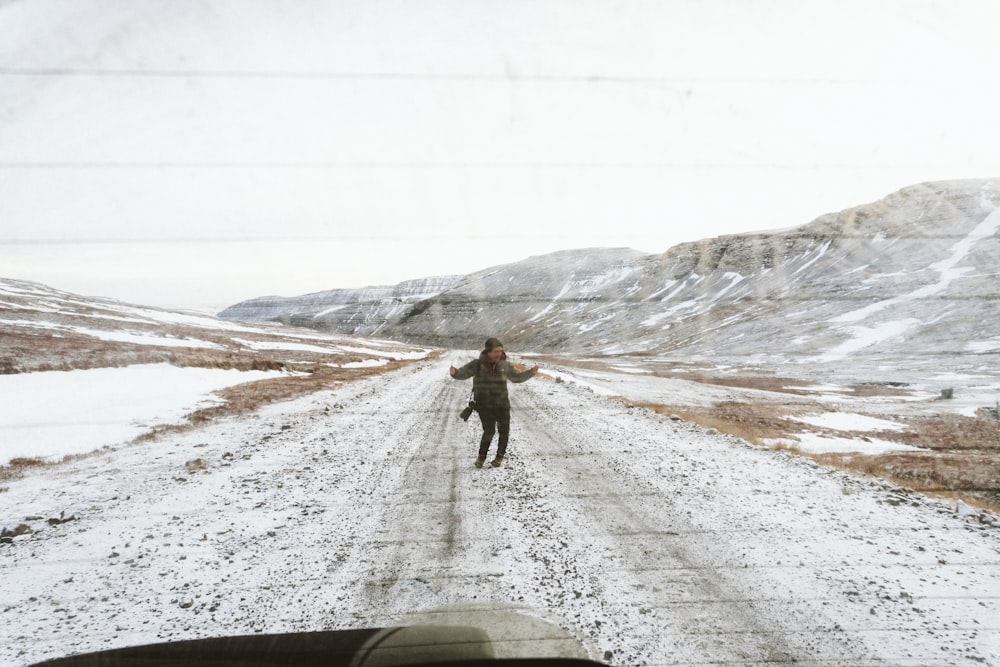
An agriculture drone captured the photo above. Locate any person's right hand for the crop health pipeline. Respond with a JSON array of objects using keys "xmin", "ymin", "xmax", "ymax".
[{"xmin": 449, "ymin": 365, "xmax": 457, "ymax": 377}]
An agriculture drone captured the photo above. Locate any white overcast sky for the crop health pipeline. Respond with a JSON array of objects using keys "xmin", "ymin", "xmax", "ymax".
[{"xmin": 1, "ymin": 0, "xmax": 998, "ymax": 311}]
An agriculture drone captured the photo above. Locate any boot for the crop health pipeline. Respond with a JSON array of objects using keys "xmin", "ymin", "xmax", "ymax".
[
  {"xmin": 490, "ymin": 456, "xmax": 503, "ymax": 468},
  {"xmin": 474, "ymin": 456, "xmax": 486, "ymax": 468}
]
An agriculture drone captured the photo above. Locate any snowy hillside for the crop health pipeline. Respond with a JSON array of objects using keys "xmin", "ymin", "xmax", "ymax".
[
  {"xmin": 0, "ymin": 278, "xmax": 432, "ymax": 464},
  {"xmin": 218, "ymin": 275, "xmax": 464, "ymax": 335},
  {"xmin": 0, "ymin": 277, "xmax": 430, "ymax": 374},
  {"xmin": 221, "ymin": 179, "xmax": 1000, "ymax": 364}
]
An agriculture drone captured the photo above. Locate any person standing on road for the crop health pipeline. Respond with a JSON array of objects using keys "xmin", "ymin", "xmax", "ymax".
[{"xmin": 449, "ymin": 337, "xmax": 539, "ymax": 468}]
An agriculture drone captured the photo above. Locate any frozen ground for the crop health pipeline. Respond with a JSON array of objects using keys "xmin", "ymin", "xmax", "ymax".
[
  {"xmin": 532, "ymin": 356, "xmax": 1000, "ymax": 453},
  {"xmin": 2, "ymin": 358, "xmax": 998, "ymax": 666},
  {"xmin": 0, "ymin": 364, "xmax": 294, "ymax": 463}
]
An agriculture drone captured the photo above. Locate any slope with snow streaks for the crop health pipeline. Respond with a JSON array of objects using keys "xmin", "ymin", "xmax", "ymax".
[
  {"xmin": 388, "ymin": 248, "xmax": 653, "ymax": 349},
  {"xmin": 0, "ymin": 277, "xmax": 431, "ymax": 374},
  {"xmin": 218, "ymin": 276, "xmax": 464, "ymax": 333},
  {"xmin": 219, "ymin": 179, "xmax": 1000, "ymax": 363}
]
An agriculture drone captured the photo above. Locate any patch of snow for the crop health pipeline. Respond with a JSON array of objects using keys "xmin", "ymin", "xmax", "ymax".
[
  {"xmin": 0, "ymin": 300, "xmax": 62, "ymax": 313},
  {"xmin": 0, "ymin": 364, "xmax": 289, "ymax": 463},
  {"xmin": 790, "ymin": 413, "xmax": 907, "ymax": 432},
  {"xmin": 0, "ymin": 320, "xmax": 223, "ymax": 349},
  {"xmin": 714, "ymin": 271, "xmax": 746, "ymax": 299},
  {"xmin": 94, "ymin": 303, "xmax": 287, "ymax": 334},
  {"xmin": 527, "ymin": 301, "xmax": 558, "ymax": 324},
  {"xmin": 789, "ymin": 433, "xmax": 923, "ymax": 455},
  {"xmin": 0, "ymin": 319, "xmax": 58, "ymax": 330},
  {"xmin": 0, "ymin": 282, "xmax": 50, "ymax": 296},
  {"xmin": 234, "ymin": 338, "xmax": 335, "ymax": 354},
  {"xmin": 610, "ymin": 365, "xmax": 652, "ymax": 375},
  {"xmin": 967, "ymin": 339, "xmax": 1000, "ymax": 353},
  {"xmin": 833, "ymin": 207, "xmax": 1000, "ymax": 324},
  {"xmin": 541, "ymin": 369, "xmax": 617, "ymax": 396},
  {"xmin": 641, "ymin": 311, "xmax": 671, "ymax": 327},
  {"xmin": 648, "ymin": 279, "xmax": 678, "ymax": 299},
  {"xmin": 818, "ymin": 319, "xmax": 921, "ymax": 362},
  {"xmin": 313, "ymin": 304, "xmax": 347, "ymax": 318},
  {"xmin": 334, "ymin": 345, "xmax": 429, "ymax": 360},
  {"xmin": 332, "ymin": 359, "xmax": 391, "ymax": 368},
  {"xmin": 792, "ymin": 241, "xmax": 831, "ymax": 275},
  {"xmin": 72, "ymin": 327, "xmax": 223, "ymax": 349}
]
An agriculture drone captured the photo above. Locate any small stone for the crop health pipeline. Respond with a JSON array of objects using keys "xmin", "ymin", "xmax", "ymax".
[{"xmin": 47, "ymin": 512, "xmax": 76, "ymax": 526}]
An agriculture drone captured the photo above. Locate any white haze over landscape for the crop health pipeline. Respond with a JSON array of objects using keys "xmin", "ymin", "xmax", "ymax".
[
  {"xmin": 2, "ymin": 0, "xmax": 1000, "ymax": 310},
  {"xmin": 3, "ymin": 6, "xmax": 1000, "ymax": 664}
]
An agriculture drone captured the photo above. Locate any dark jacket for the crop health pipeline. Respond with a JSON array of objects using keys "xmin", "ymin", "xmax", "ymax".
[{"xmin": 452, "ymin": 351, "xmax": 535, "ymax": 409}]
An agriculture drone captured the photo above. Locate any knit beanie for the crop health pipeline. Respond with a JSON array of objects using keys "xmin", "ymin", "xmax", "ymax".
[{"xmin": 484, "ymin": 337, "xmax": 504, "ymax": 352}]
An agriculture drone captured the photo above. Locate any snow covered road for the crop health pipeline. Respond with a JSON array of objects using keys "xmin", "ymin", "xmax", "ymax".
[{"xmin": 2, "ymin": 358, "xmax": 999, "ymax": 665}]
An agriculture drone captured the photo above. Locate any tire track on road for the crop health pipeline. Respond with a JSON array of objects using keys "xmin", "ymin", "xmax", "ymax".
[
  {"xmin": 504, "ymin": 383, "xmax": 836, "ymax": 665},
  {"xmin": 335, "ymin": 360, "xmax": 491, "ymax": 622}
]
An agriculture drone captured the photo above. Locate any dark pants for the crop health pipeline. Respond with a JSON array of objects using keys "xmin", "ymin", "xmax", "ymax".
[{"xmin": 477, "ymin": 404, "xmax": 510, "ymax": 459}]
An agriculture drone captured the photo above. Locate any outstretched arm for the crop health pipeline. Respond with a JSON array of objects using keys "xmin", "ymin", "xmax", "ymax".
[
  {"xmin": 509, "ymin": 364, "xmax": 540, "ymax": 383},
  {"xmin": 450, "ymin": 359, "xmax": 478, "ymax": 380}
]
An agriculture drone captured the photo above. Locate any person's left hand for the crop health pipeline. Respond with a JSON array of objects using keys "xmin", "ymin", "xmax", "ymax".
[{"xmin": 531, "ymin": 365, "xmax": 540, "ymax": 373}]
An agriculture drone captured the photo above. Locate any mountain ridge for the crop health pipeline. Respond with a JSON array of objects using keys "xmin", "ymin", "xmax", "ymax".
[{"xmin": 220, "ymin": 178, "xmax": 1000, "ymax": 363}]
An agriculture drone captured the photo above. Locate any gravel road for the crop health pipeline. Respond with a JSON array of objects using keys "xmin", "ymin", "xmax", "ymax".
[{"xmin": 2, "ymin": 358, "xmax": 998, "ymax": 666}]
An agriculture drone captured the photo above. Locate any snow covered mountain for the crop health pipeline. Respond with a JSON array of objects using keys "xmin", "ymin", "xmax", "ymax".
[
  {"xmin": 218, "ymin": 275, "xmax": 464, "ymax": 335},
  {"xmin": 221, "ymin": 179, "xmax": 1000, "ymax": 363}
]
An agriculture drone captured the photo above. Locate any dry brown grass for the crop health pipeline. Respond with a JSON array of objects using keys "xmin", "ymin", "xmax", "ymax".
[
  {"xmin": 635, "ymin": 397, "xmax": 1000, "ymax": 513},
  {"xmin": 0, "ymin": 329, "xmax": 301, "ymax": 375},
  {"xmin": 888, "ymin": 413, "xmax": 1000, "ymax": 451},
  {"xmin": 621, "ymin": 399, "xmax": 799, "ymax": 446},
  {"xmin": 0, "ymin": 330, "xmax": 175, "ymax": 374},
  {"xmin": 0, "ymin": 317, "xmax": 428, "ymax": 376},
  {"xmin": 669, "ymin": 374, "xmax": 817, "ymax": 396},
  {"xmin": 527, "ymin": 353, "xmax": 827, "ymax": 396},
  {"xmin": 847, "ymin": 382, "xmax": 913, "ymax": 398},
  {"xmin": 0, "ymin": 457, "xmax": 50, "ymax": 489},
  {"xmin": 806, "ymin": 450, "xmax": 1000, "ymax": 512}
]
